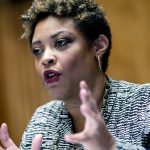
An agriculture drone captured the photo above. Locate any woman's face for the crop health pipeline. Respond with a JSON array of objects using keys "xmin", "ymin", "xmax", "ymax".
[{"xmin": 32, "ymin": 16, "xmax": 99, "ymax": 101}]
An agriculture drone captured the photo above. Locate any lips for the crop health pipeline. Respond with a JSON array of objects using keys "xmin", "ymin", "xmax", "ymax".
[{"xmin": 43, "ymin": 69, "xmax": 62, "ymax": 84}]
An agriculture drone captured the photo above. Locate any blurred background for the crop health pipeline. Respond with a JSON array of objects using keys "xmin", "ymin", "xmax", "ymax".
[{"xmin": 0, "ymin": 0, "xmax": 150, "ymax": 145}]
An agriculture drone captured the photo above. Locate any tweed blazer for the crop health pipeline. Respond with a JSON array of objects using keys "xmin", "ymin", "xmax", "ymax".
[{"xmin": 20, "ymin": 78, "xmax": 150, "ymax": 149}]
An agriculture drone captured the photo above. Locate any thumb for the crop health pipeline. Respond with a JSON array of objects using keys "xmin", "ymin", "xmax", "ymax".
[
  {"xmin": 31, "ymin": 134, "xmax": 43, "ymax": 150},
  {"xmin": 64, "ymin": 132, "xmax": 86, "ymax": 144},
  {"xmin": 0, "ymin": 123, "xmax": 18, "ymax": 149}
]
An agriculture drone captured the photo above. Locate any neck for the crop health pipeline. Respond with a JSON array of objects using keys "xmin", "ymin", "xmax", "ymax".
[{"xmin": 65, "ymin": 73, "xmax": 106, "ymax": 133}]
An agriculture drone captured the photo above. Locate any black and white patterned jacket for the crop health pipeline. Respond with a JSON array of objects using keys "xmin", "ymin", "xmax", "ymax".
[{"xmin": 20, "ymin": 78, "xmax": 150, "ymax": 150}]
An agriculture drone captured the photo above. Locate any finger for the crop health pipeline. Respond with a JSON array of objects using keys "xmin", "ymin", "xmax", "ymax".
[
  {"xmin": 80, "ymin": 81, "xmax": 93, "ymax": 99},
  {"xmin": 80, "ymin": 81, "xmax": 98, "ymax": 106},
  {"xmin": 80, "ymin": 104, "xmax": 100, "ymax": 127},
  {"xmin": 80, "ymin": 87, "xmax": 98, "ymax": 113},
  {"xmin": 79, "ymin": 88, "xmax": 101, "ymax": 124},
  {"xmin": 64, "ymin": 132, "xmax": 87, "ymax": 144},
  {"xmin": 0, "ymin": 146, "xmax": 4, "ymax": 150},
  {"xmin": 0, "ymin": 123, "xmax": 17, "ymax": 149},
  {"xmin": 31, "ymin": 134, "xmax": 43, "ymax": 150},
  {"xmin": 80, "ymin": 80, "xmax": 89, "ymax": 90}
]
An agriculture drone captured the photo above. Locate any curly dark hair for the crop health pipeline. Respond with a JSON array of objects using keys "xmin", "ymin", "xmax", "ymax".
[{"xmin": 21, "ymin": 0, "xmax": 112, "ymax": 72}]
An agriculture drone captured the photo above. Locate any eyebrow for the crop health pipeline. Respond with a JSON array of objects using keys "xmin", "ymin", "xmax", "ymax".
[
  {"xmin": 32, "ymin": 30, "xmax": 73, "ymax": 45},
  {"xmin": 51, "ymin": 30, "xmax": 73, "ymax": 39},
  {"xmin": 32, "ymin": 40, "xmax": 41, "ymax": 45}
]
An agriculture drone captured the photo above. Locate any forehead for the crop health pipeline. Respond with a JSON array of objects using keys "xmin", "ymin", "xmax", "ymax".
[{"xmin": 32, "ymin": 16, "xmax": 81, "ymax": 40}]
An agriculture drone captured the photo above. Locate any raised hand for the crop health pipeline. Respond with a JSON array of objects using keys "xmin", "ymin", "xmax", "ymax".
[
  {"xmin": 0, "ymin": 123, "xmax": 18, "ymax": 150},
  {"xmin": 64, "ymin": 81, "xmax": 115, "ymax": 150},
  {"xmin": 0, "ymin": 123, "xmax": 42, "ymax": 150}
]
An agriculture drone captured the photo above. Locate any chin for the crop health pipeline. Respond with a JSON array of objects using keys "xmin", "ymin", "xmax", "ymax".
[{"xmin": 46, "ymin": 82, "xmax": 72, "ymax": 101}]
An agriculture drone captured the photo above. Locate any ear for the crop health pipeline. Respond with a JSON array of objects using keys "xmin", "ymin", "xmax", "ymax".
[{"xmin": 94, "ymin": 34, "xmax": 109, "ymax": 58}]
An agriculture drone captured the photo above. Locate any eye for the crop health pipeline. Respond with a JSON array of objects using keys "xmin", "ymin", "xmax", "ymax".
[
  {"xmin": 32, "ymin": 48, "xmax": 43, "ymax": 56},
  {"xmin": 55, "ymin": 39, "xmax": 70, "ymax": 48}
]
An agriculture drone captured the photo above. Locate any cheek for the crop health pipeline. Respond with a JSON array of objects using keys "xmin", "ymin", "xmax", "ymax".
[
  {"xmin": 64, "ymin": 52, "xmax": 80, "ymax": 68},
  {"xmin": 62, "ymin": 52, "xmax": 85, "ymax": 77},
  {"xmin": 67, "ymin": 56, "xmax": 78, "ymax": 69},
  {"xmin": 63, "ymin": 50, "xmax": 96, "ymax": 81}
]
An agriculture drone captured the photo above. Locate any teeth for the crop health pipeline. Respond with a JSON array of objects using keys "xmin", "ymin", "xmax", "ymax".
[{"xmin": 48, "ymin": 72, "xmax": 55, "ymax": 78}]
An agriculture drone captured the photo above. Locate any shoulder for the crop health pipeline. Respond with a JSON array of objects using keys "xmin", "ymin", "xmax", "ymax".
[
  {"xmin": 108, "ymin": 77, "xmax": 150, "ymax": 100},
  {"xmin": 111, "ymin": 79, "xmax": 150, "ymax": 137},
  {"xmin": 20, "ymin": 100, "xmax": 66, "ymax": 149},
  {"xmin": 106, "ymin": 77, "xmax": 150, "ymax": 111},
  {"xmin": 24, "ymin": 100, "xmax": 65, "ymax": 136},
  {"xmin": 109, "ymin": 77, "xmax": 150, "ymax": 90},
  {"xmin": 34, "ymin": 100, "xmax": 64, "ymax": 114},
  {"xmin": 31, "ymin": 100, "xmax": 64, "ymax": 122}
]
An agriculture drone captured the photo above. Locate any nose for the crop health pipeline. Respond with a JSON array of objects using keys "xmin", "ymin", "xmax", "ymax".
[{"xmin": 42, "ymin": 55, "xmax": 57, "ymax": 67}]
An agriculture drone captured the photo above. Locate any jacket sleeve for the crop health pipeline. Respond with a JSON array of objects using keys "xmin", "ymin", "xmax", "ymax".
[
  {"xmin": 116, "ymin": 138, "xmax": 146, "ymax": 150},
  {"xmin": 116, "ymin": 84, "xmax": 150, "ymax": 150}
]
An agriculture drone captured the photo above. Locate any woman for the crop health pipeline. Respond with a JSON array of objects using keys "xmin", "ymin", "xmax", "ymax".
[{"xmin": 0, "ymin": 0, "xmax": 150, "ymax": 149}]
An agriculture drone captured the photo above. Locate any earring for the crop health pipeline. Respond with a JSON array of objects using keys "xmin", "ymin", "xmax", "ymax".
[{"xmin": 97, "ymin": 56, "xmax": 102, "ymax": 71}]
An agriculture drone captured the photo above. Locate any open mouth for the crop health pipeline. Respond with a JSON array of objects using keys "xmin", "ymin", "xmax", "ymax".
[{"xmin": 43, "ymin": 69, "xmax": 62, "ymax": 84}]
